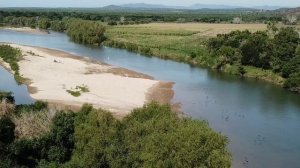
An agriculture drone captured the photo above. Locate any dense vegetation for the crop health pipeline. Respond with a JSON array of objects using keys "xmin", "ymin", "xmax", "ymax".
[
  {"xmin": 0, "ymin": 45, "xmax": 25, "ymax": 84},
  {"xmin": 66, "ymin": 19, "xmax": 106, "ymax": 45},
  {"xmin": 105, "ymin": 24, "xmax": 210, "ymax": 64},
  {"xmin": 0, "ymin": 15, "xmax": 106, "ymax": 45},
  {"xmin": 0, "ymin": 92, "xmax": 231, "ymax": 168},
  {"xmin": 207, "ymin": 27, "xmax": 300, "ymax": 92},
  {"xmin": 0, "ymin": 9, "xmax": 299, "ymax": 91},
  {"xmin": 0, "ymin": 8, "xmax": 284, "ymax": 24}
]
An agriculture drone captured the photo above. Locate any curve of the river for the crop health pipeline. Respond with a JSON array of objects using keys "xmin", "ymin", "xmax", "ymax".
[{"xmin": 0, "ymin": 30, "xmax": 300, "ymax": 168}]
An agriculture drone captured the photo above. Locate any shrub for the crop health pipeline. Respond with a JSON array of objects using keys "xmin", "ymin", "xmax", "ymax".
[
  {"xmin": 122, "ymin": 102, "xmax": 231, "ymax": 168},
  {"xmin": 0, "ymin": 117, "xmax": 15, "ymax": 144},
  {"xmin": 284, "ymin": 73, "xmax": 300, "ymax": 91},
  {"xmin": 0, "ymin": 91, "xmax": 15, "ymax": 104},
  {"xmin": 66, "ymin": 90, "xmax": 81, "ymax": 97}
]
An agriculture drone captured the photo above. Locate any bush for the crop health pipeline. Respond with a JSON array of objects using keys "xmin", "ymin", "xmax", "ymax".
[
  {"xmin": 282, "ymin": 56, "xmax": 300, "ymax": 78},
  {"xmin": 0, "ymin": 117, "xmax": 15, "ymax": 144},
  {"xmin": 0, "ymin": 91, "xmax": 15, "ymax": 104},
  {"xmin": 0, "ymin": 45, "xmax": 24, "ymax": 84},
  {"xmin": 0, "ymin": 101, "xmax": 231, "ymax": 168},
  {"xmin": 15, "ymin": 101, "xmax": 48, "ymax": 115},
  {"xmin": 66, "ymin": 19, "xmax": 106, "ymax": 45},
  {"xmin": 238, "ymin": 66, "xmax": 246, "ymax": 76},
  {"xmin": 284, "ymin": 73, "xmax": 300, "ymax": 91},
  {"xmin": 122, "ymin": 103, "xmax": 231, "ymax": 168}
]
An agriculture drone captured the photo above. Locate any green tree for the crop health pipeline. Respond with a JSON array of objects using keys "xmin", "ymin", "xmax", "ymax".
[
  {"xmin": 284, "ymin": 73, "xmax": 300, "ymax": 91},
  {"xmin": 50, "ymin": 20, "xmax": 65, "ymax": 32},
  {"xmin": 123, "ymin": 103, "xmax": 231, "ymax": 168},
  {"xmin": 240, "ymin": 31, "xmax": 270, "ymax": 68},
  {"xmin": 272, "ymin": 27, "xmax": 300, "ymax": 71},
  {"xmin": 282, "ymin": 56, "xmax": 300, "ymax": 78},
  {"xmin": 38, "ymin": 18, "xmax": 51, "ymax": 30}
]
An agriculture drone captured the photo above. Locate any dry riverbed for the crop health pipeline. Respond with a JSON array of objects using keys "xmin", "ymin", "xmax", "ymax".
[{"xmin": 2, "ymin": 44, "xmax": 174, "ymax": 116}]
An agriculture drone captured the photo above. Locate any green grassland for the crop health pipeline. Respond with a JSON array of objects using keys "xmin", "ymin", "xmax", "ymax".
[
  {"xmin": 104, "ymin": 23, "xmax": 286, "ymax": 86},
  {"xmin": 105, "ymin": 24, "xmax": 211, "ymax": 65}
]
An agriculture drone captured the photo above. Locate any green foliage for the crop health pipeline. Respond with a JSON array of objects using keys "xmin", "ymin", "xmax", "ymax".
[
  {"xmin": 50, "ymin": 20, "xmax": 66, "ymax": 32},
  {"xmin": 108, "ymin": 21, "xmax": 118, "ymax": 26},
  {"xmin": 66, "ymin": 108, "xmax": 123, "ymax": 168},
  {"xmin": 0, "ymin": 91, "xmax": 15, "ymax": 104},
  {"xmin": 66, "ymin": 103, "xmax": 231, "ymax": 168},
  {"xmin": 282, "ymin": 56, "xmax": 300, "ymax": 78},
  {"xmin": 240, "ymin": 31, "xmax": 270, "ymax": 68},
  {"xmin": 273, "ymin": 27, "xmax": 299, "ymax": 62},
  {"xmin": 0, "ymin": 45, "xmax": 25, "ymax": 84},
  {"xmin": 76, "ymin": 85, "xmax": 90, "ymax": 93},
  {"xmin": 238, "ymin": 66, "xmax": 246, "ymax": 76},
  {"xmin": 215, "ymin": 46, "xmax": 240, "ymax": 69},
  {"xmin": 66, "ymin": 90, "xmax": 81, "ymax": 97},
  {"xmin": 208, "ymin": 27, "xmax": 300, "ymax": 92},
  {"xmin": 0, "ymin": 117, "xmax": 15, "ymax": 144},
  {"xmin": 38, "ymin": 18, "xmax": 51, "ymax": 30},
  {"xmin": 15, "ymin": 101, "xmax": 48, "ymax": 115},
  {"xmin": 1, "ymin": 16, "xmax": 36, "ymax": 28},
  {"xmin": 6, "ymin": 111, "xmax": 76, "ymax": 167},
  {"xmin": 0, "ymin": 8, "xmax": 282, "ymax": 24},
  {"xmin": 0, "ymin": 98, "xmax": 231, "ymax": 167},
  {"xmin": 284, "ymin": 73, "xmax": 300, "ymax": 91},
  {"xmin": 66, "ymin": 19, "xmax": 106, "ymax": 45},
  {"xmin": 66, "ymin": 85, "xmax": 89, "ymax": 97},
  {"xmin": 123, "ymin": 103, "xmax": 231, "ymax": 168},
  {"xmin": 105, "ymin": 25, "xmax": 209, "ymax": 66}
]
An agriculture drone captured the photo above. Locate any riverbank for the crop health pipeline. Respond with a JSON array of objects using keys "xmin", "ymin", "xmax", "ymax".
[
  {"xmin": 104, "ymin": 23, "xmax": 288, "ymax": 89},
  {"xmin": 1, "ymin": 27, "xmax": 49, "ymax": 35},
  {"xmin": 0, "ymin": 43, "xmax": 174, "ymax": 116}
]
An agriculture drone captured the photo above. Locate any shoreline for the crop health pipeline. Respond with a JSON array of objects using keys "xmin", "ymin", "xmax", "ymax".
[
  {"xmin": 1, "ymin": 43, "xmax": 174, "ymax": 116},
  {"xmin": 1, "ymin": 27, "xmax": 49, "ymax": 35},
  {"xmin": 1, "ymin": 26, "xmax": 287, "ymax": 90},
  {"xmin": 104, "ymin": 42, "xmax": 287, "ymax": 90}
]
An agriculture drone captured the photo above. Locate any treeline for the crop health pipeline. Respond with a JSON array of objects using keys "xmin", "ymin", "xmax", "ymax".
[
  {"xmin": 0, "ymin": 16, "xmax": 106, "ymax": 45},
  {"xmin": 0, "ymin": 93, "xmax": 231, "ymax": 168},
  {"xmin": 0, "ymin": 8, "xmax": 283, "ymax": 24},
  {"xmin": 66, "ymin": 19, "xmax": 106, "ymax": 45},
  {"xmin": 105, "ymin": 40, "xmax": 152, "ymax": 56},
  {"xmin": 208, "ymin": 27, "xmax": 300, "ymax": 92}
]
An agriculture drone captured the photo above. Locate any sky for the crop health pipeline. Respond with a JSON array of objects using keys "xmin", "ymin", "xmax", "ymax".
[{"xmin": 0, "ymin": 0, "xmax": 299, "ymax": 8}]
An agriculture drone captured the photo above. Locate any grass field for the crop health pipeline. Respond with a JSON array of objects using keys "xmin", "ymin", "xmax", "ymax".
[
  {"xmin": 120, "ymin": 23, "xmax": 267, "ymax": 36},
  {"xmin": 105, "ymin": 23, "xmax": 287, "ymax": 85},
  {"xmin": 105, "ymin": 23, "xmax": 267, "ymax": 66}
]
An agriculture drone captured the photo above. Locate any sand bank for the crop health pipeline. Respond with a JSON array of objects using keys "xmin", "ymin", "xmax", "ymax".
[
  {"xmin": 5, "ymin": 44, "xmax": 174, "ymax": 115},
  {"xmin": 2, "ymin": 27, "xmax": 49, "ymax": 35}
]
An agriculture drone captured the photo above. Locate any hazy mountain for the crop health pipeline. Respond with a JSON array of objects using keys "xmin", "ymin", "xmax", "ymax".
[
  {"xmin": 189, "ymin": 4, "xmax": 243, "ymax": 9},
  {"xmin": 253, "ymin": 5, "xmax": 283, "ymax": 10},
  {"xmin": 120, "ymin": 3, "xmax": 178, "ymax": 9},
  {"xmin": 118, "ymin": 3, "xmax": 284, "ymax": 10}
]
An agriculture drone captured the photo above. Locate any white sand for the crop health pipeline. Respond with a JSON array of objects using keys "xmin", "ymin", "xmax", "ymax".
[
  {"xmin": 7, "ymin": 44, "xmax": 171, "ymax": 115},
  {"xmin": 3, "ymin": 27, "xmax": 49, "ymax": 35}
]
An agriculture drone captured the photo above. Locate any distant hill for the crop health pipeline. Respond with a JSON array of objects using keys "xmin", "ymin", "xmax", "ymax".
[
  {"xmin": 120, "ymin": 3, "xmax": 178, "ymax": 9},
  {"xmin": 274, "ymin": 7, "xmax": 300, "ymax": 16},
  {"xmin": 189, "ymin": 4, "xmax": 243, "ymax": 9},
  {"xmin": 117, "ymin": 3, "xmax": 284, "ymax": 10},
  {"xmin": 284, "ymin": 7, "xmax": 300, "ymax": 15}
]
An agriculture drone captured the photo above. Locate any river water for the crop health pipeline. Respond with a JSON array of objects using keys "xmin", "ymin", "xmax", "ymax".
[{"xmin": 0, "ymin": 30, "xmax": 300, "ymax": 168}]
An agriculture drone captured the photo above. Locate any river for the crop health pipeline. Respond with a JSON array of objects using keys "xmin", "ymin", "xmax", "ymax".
[{"xmin": 0, "ymin": 29, "xmax": 300, "ymax": 168}]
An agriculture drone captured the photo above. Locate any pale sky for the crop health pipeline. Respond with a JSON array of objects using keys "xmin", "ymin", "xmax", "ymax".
[{"xmin": 0, "ymin": 0, "xmax": 299, "ymax": 8}]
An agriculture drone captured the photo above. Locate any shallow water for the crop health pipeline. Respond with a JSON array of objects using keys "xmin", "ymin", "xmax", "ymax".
[{"xmin": 0, "ymin": 30, "xmax": 300, "ymax": 168}]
